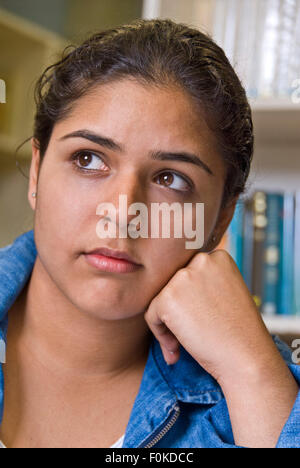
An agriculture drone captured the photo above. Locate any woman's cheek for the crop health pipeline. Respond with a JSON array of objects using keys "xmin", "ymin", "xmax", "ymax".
[
  {"xmin": 203, "ymin": 193, "xmax": 224, "ymax": 235},
  {"xmin": 145, "ymin": 238, "xmax": 193, "ymax": 290}
]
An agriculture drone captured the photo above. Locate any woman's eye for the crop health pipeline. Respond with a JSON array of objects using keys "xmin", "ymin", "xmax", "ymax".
[
  {"xmin": 155, "ymin": 172, "xmax": 191, "ymax": 192},
  {"xmin": 73, "ymin": 152, "xmax": 108, "ymax": 171}
]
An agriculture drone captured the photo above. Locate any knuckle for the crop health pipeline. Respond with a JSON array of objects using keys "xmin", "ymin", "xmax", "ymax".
[
  {"xmin": 190, "ymin": 252, "xmax": 210, "ymax": 269},
  {"xmin": 144, "ymin": 297, "xmax": 157, "ymax": 318},
  {"xmin": 176, "ymin": 267, "xmax": 191, "ymax": 281},
  {"xmin": 160, "ymin": 307, "xmax": 171, "ymax": 325},
  {"xmin": 160, "ymin": 285, "xmax": 173, "ymax": 303},
  {"xmin": 213, "ymin": 249, "xmax": 233, "ymax": 264}
]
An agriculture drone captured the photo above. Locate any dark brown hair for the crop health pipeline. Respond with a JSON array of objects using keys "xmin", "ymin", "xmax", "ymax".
[{"xmin": 34, "ymin": 18, "xmax": 254, "ymax": 207}]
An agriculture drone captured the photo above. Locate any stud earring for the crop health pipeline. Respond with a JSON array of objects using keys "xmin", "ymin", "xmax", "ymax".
[{"xmin": 32, "ymin": 192, "xmax": 37, "ymax": 198}]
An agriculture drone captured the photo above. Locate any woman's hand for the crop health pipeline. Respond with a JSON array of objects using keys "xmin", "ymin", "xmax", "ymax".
[
  {"xmin": 144, "ymin": 249, "xmax": 299, "ymax": 448},
  {"xmin": 145, "ymin": 250, "xmax": 299, "ymax": 448},
  {"xmin": 144, "ymin": 248, "xmax": 276, "ymax": 383}
]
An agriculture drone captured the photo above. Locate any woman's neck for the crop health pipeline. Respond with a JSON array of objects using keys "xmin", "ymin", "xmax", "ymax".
[{"xmin": 10, "ymin": 256, "xmax": 152, "ymax": 380}]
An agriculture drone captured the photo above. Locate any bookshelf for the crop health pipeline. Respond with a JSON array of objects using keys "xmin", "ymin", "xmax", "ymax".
[
  {"xmin": 263, "ymin": 316, "xmax": 300, "ymax": 335},
  {"xmin": 251, "ymin": 99, "xmax": 300, "ymax": 147},
  {"xmin": 0, "ymin": 7, "xmax": 67, "ymax": 161},
  {"xmin": 249, "ymin": 97, "xmax": 300, "ymax": 197}
]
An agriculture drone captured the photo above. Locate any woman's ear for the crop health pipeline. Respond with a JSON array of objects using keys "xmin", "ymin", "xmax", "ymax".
[
  {"xmin": 210, "ymin": 195, "xmax": 239, "ymax": 250},
  {"xmin": 28, "ymin": 138, "xmax": 41, "ymax": 211}
]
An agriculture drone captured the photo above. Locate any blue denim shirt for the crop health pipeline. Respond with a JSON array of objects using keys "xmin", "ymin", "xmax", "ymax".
[{"xmin": 0, "ymin": 230, "xmax": 300, "ymax": 448}]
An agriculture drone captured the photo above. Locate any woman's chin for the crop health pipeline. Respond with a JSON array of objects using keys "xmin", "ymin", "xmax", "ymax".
[{"xmin": 71, "ymin": 292, "xmax": 144, "ymax": 321}]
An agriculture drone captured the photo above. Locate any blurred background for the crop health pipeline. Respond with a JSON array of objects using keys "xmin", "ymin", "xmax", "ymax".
[
  {"xmin": 0, "ymin": 0, "xmax": 300, "ymax": 338},
  {"xmin": 0, "ymin": 0, "xmax": 143, "ymax": 246}
]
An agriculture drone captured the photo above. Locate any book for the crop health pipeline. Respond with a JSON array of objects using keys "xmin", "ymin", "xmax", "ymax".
[
  {"xmin": 294, "ymin": 192, "xmax": 300, "ymax": 316},
  {"xmin": 228, "ymin": 200, "xmax": 244, "ymax": 274},
  {"xmin": 227, "ymin": 190, "xmax": 299, "ymax": 317},
  {"xmin": 279, "ymin": 193, "xmax": 295, "ymax": 315},
  {"xmin": 242, "ymin": 198, "xmax": 254, "ymax": 291},
  {"xmin": 252, "ymin": 192, "xmax": 268, "ymax": 312},
  {"xmin": 261, "ymin": 193, "xmax": 284, "ymax": 316}
]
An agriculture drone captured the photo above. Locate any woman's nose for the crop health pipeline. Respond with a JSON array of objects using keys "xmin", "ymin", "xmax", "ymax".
[{"xmin": 102, "ymin": 170, "xmax": 148, "ymax": 233}]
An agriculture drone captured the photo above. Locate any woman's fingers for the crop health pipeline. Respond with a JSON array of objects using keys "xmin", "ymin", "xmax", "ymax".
[{"xmin": 144, "ymin": 303, "xmax": 180, "ymax": 365}]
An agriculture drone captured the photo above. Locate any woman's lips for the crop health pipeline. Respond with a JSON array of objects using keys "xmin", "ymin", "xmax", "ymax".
[{"xmin": 84, "ymin": 253, "xmax": 142, "ymax": 273}]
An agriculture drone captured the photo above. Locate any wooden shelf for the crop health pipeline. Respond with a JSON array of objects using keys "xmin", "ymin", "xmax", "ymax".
[
  {"xmin": 250, "ymin": 98, "xmax": 300, "ymax": 111},
  {"xmin": 250, "ymin": 98, "xmax": 300, "ymax": 146},
  {"xmin": 262, "ymin": 316, "xmax": 300, "ymax": 335}
]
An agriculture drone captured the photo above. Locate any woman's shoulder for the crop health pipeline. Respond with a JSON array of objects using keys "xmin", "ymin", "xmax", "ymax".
[
  {"xmin": 0, "ymin": 231, "xmax": 36, "ymax": 265},
  {"xmin": 0, "ymin": 230, "xmax": 35, "ymax": 254},
  {"xmin": 0, "ymin": 245, "xmax": 12, "ymax": 254},
  {"xmin": 0, "ymin": 230, "xmax": 37, "ymax": 323},
  {"xmin": 272, "ymin": 334, "xmax": 295, "ymax": 365}
]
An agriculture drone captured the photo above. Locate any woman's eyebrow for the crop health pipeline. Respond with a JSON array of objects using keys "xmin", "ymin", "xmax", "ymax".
[
  {"xmin": 150, "ymin": 150, "xmax": 214, "ymax": 176},
  {"xmin": 59, "ymin": 129, "xmax": 214, "ymax": 176},
  {"xmin": 59, "ymin": 129, "xmax": 124, "ymax": 152}
]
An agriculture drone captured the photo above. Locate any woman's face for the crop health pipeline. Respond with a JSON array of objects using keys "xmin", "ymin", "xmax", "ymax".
[{"xmin": 29, "ymin": 78, "xmax": 234, "ymax": 320}]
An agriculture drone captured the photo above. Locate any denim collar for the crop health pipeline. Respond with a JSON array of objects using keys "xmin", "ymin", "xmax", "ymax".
[
  {"xmin": 123, "ymin": 337, "xmax": 223, "ymax": 447},
  {"xmin": 0, "ymin": 231, "xmax": 223, "ymax": 445},
  {"xmin": 0, "ymin": 230, "xmax": 37, "ymax": 337}
]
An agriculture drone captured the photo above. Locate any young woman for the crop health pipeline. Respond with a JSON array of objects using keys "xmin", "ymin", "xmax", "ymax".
[{"xmin": 0, "ymin": 19, "xmax": 299, "ymax": 449}]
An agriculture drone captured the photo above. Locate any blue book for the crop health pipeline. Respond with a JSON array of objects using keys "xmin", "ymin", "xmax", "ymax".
[
  {"xmin": 294, "ymin": 192, "xmax": 300, "ymax": 316},
  {"xmin": 252, "ymin": 192, "xmax": 268, "ymax": 312},
  {"xmin": 242, "ymin": 198, "xmax": 254, "ymax": 291},
  {"xmin": 262, "ymin": 193, "xmax": 284, "ymax": 316},
  {"xmin": 279, "ymin": 193, "xmax": 295, "ymax": 315},
  {"xmin": 228, "ymin": 200, "xmax": 244, "ymax": 275}
]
